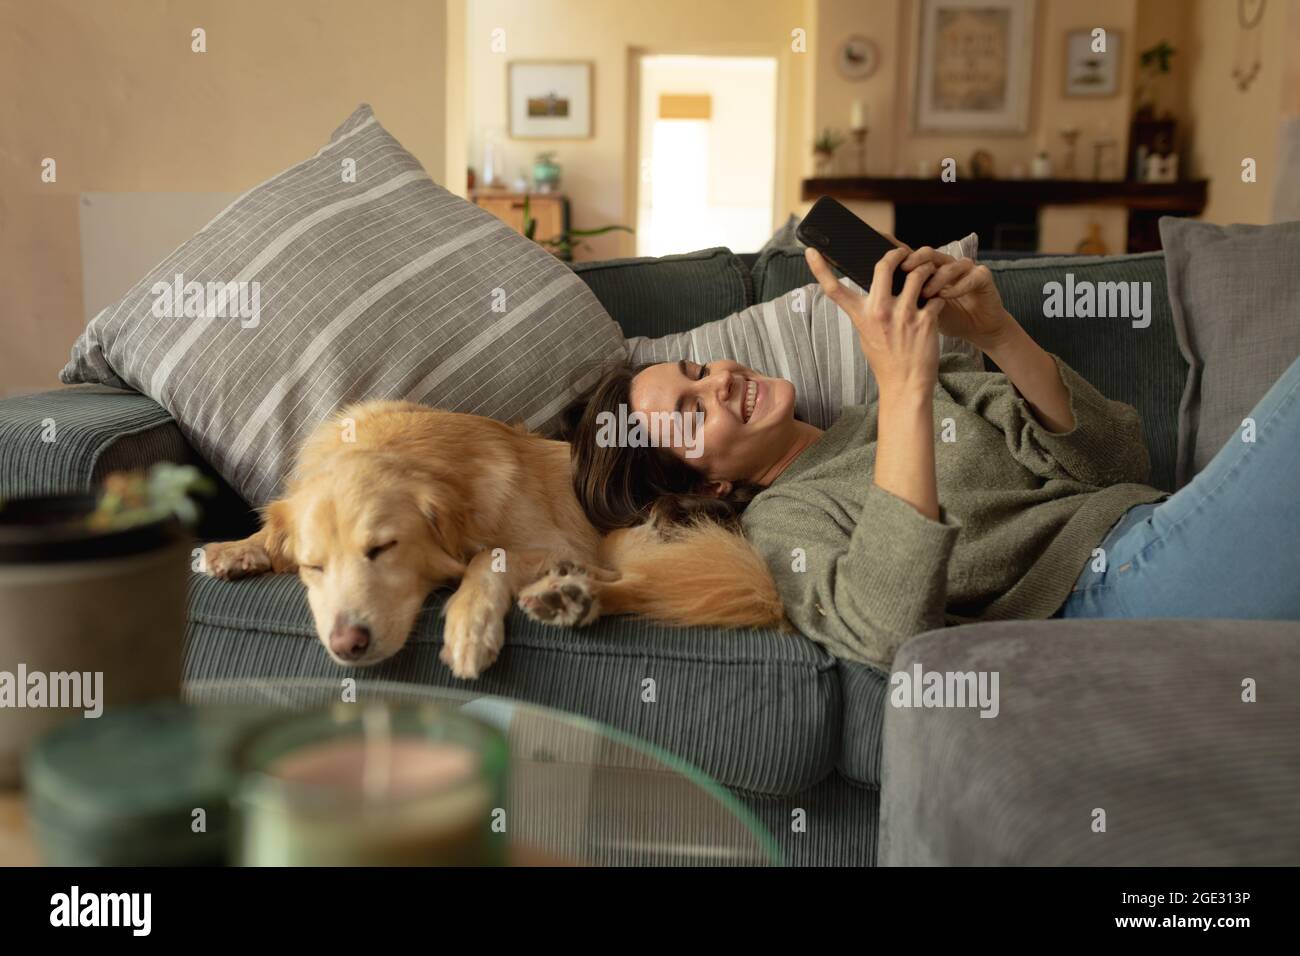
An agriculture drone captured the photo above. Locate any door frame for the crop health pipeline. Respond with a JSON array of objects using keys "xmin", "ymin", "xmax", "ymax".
[{"xmin": 624, "ymin": 43, "xmax": 792, "ymax": 258}]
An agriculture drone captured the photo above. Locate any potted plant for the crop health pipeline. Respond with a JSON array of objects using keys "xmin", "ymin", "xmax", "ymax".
[
  {"xmin": 0, "ymin": 464, "xmax": 212, "ymax": 785},
  {"xmin": 1135, "ymin": 40, "xmax": 1176, "ymax": 121},
  {"xmin": 521, "ymin": 194, "xmax": 633, "ymax": 262},
  {"xmin": 1131, "ymin": 40, "xmax": 1178, "ymax": 181},
  {"xmin": 813, "ymin": 128, "xmax": 845, "ymax": 176},
  {"xmin": 532, "ymin": 151, "xmax": 562, "ymax": 193}
]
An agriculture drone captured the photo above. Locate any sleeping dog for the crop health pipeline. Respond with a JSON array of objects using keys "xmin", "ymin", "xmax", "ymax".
[{"xmin": 203, "ymin": 401, "xmax": 783, "ymax": 678}]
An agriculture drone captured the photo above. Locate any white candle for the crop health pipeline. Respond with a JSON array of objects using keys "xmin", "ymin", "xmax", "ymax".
[{"xmin": 851, "ymin": 99, "xmax": 867, "ymax": 131}]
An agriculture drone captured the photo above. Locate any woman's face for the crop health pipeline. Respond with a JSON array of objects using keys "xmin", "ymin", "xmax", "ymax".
[{"xmin": 629, "ymin": 359, "xmax": 798, "ymax": 484}]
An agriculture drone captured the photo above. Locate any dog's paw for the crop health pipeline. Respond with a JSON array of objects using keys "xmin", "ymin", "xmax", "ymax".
[
  {"xmin": 203, "ymin": 540, "xmax": 272, "ymax": 579},
  {"xmin": 517, "ymin": 561, "xmax": 599, "ymax": 627},
  {"xmin": 441, "ymin": 591, "xmax": 506, "ymax": 680}
]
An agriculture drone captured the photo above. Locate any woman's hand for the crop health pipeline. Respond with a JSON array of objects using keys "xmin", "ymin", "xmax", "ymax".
[
  {"xmin": 806, "ymin": 245, "xmax": 943, "ymax": 521},
  {"xmin": 806, "ymin": 246, "xmax": 944, "ymax": 401},
  {"xmin": 900, "ymin": 246, "xmax": 1014, "ymax": 352}
]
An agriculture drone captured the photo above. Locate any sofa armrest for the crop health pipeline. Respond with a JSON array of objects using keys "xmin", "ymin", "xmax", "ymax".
[
  {"xmin": 0, "ymin": 385, "xmax": 185, "ymax": 497},
  {"xmin": 879, "ymin": 618, "xmax": 1300, "ymax": 865},
  {"xmin": 0, "ymin": 385, "xmax": 257, "ymax": 538}
]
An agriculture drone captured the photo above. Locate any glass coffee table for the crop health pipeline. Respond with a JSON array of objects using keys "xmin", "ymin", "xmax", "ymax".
[{"xmin": 184, "ymin": 679, "xmax": 782, "ymax": 867}]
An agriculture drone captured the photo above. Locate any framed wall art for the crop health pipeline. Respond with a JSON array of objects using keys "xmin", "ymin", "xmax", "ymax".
[
  {"xmin": 508, "ymin": 60, "xmax": 593, "ymax": 139},
  {"xmin": 912, "ymin": 0, "xmax": 1036, "ymax": 134},
  {"xmin": 1064, "ymin": 28, "xmax": 1122, "ymax": 97}
]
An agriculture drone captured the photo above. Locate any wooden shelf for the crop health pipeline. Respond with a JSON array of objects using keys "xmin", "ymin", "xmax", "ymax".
[
  {"xmin": 471, "ymin": 190, "xmax": 571, "ymax": 258},
  {"xmin": 801, "ymin": 177, "xmax": 1207, "ymax": 213}
]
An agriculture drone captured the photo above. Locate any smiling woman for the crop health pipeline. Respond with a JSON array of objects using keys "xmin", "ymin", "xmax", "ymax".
[
  {"xmin": 565, "ymin": 242, "xmax": 1174, "ymax": 670},
  {"xmin": 568, "ymin": 364, "xmax": 710, "ymax": 532},
  {"xmin": 629, "ymin": 358, "xmax": 821, "ymax": 490},
  {"xmin": 566, "ymin": 357, "xmax": 821, "ymax": 533}
]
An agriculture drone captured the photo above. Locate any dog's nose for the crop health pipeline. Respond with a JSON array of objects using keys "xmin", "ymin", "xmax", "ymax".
[{"xmin": 329, "ymin": 622, "xmax": 371, "ymax": 661}]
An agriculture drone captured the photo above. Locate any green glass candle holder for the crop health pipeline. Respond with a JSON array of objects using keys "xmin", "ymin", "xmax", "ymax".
[{"xmin": 233, "ymin": 702, "xmax": 508, "ymax": 866}]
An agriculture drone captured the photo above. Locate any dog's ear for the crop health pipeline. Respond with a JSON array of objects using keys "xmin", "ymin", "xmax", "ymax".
[
  {"xmin": 415, "ymin": 487, "xmax": 466, "ymax": 553},
  {"xmin": 260, "ymin": 498, "xmax": 297, "ymax": 572}
]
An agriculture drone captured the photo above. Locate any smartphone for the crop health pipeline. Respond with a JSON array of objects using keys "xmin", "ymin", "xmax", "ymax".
[{"xmin": 796, "ymin": 196, "xmax": 925, "ymax": 307}]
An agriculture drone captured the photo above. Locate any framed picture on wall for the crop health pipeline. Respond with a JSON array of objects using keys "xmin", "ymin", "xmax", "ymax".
[
  {"xmin": 912, "ymin": 0, "xmax": 1036, "ymax": 134},
  {"xmin": 1064, "ymin": 29, "xmax": 1122, "ymax": 97},
  {"xmin": 507, "ymin": 61, "xmax": 593, "ymax": 139}
]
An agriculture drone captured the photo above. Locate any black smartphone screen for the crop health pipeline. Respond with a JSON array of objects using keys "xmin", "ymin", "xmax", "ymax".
[{"xmin": 796, "ymin": 196, "xmax": 924, "ymax": 306}]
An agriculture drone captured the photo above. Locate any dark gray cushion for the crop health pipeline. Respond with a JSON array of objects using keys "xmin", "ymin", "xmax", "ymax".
[
  {"xmin": 737, "ymin": 772, "xmax": 879, "ymax": 867},
  {"xmin": 756, "ymin": 214, "xmax": 801, "ymax": 258},
  {"xmin": 987, "ymin": 252, "xmax": 1186, "ymax": 491},
  {"xmin": 0, "ymin": 387, "xmax": 257, "ymax": 540},
  {"xmin": 836, "ymin": 661, "xmax": 889, "ymax": 786},
  {"xmin": 0, "ymin": 386, "xmax": 179, "ymax": 499},
  {"xmin": 880, "ymin": 619, "xmax": 1300, "ymax": 865},
  {"xmin": 183, "ymin": 571, "xmax": 841, "ymax": 797},
  {"xmin": 1159, "ymin": 217, "xmax": 1300, "ymax": 487},
  {"xmin": 572, "ymin": 247, "xmax": 752, "ymax": 338}
]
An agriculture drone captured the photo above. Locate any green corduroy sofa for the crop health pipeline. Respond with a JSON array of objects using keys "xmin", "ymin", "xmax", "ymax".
[{"xmin": 5, "ymin": 245, "xmax": 1296, "ymax": 866}]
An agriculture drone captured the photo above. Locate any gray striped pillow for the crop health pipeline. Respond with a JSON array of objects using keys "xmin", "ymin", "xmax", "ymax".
[
  {"xmin": 61, "ymin": 104, "xmax": 624, "ymax": 507},
  {"xmin": 627, "ymin": 234, "xmax": 979, "ymax": 428}
]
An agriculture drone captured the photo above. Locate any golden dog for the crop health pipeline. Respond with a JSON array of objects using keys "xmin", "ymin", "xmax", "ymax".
[{"xmin": 203, "ymin": 401, "xmax": 783, "ymax": 678}]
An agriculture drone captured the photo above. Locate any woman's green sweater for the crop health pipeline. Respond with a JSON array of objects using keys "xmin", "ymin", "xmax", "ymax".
[{"xmin": 740, "ymin": 351, "xmax": 1167, "ymax": 669}]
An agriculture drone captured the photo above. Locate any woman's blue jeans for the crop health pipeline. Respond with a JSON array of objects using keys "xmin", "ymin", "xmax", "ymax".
[{"xmin": 1059, "ymin": 355, "xmax": 1300, "ymax": 620}]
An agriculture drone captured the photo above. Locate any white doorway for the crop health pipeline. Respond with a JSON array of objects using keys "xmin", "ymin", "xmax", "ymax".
[{"xmin": 635, "ymin": 55, "xmax": 778, "ymax": 257}]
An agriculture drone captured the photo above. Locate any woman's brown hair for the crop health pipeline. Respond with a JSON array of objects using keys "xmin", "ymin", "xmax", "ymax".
[{"xmin": 561, "ymin": 361, "xmax": 764, "ymax": 533}]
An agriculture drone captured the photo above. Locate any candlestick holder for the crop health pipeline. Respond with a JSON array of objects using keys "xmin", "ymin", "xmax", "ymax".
[
  {"xmin": 1060, "ymin": 128, "xmax": 1081, "ymax": 179},
  {"xmin": 1092, "ymin": 138, "xmax": 1119, "ymax": 180},
  {"xmin": 851, "ymin": 127, "xmax": 869, "ymax": 176}
]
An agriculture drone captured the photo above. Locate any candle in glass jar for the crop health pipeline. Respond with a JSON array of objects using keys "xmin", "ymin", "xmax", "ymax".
[
  {"xmin": 270, "ymin": 737, "xmax": 479, "ymax": 797},
  {"xmin": 236, "ymin": 706, "xmax": 506, "ymax": 867}
]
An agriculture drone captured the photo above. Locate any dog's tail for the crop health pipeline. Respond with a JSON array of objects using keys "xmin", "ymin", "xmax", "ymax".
[{"xmin": 599, "ymin": 522, "xmax": 786, "ymax": 630}]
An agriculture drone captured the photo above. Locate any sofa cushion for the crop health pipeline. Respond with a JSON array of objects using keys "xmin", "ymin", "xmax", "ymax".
[
  {"xmin": 756, "ymin": 213, "xmax": 801, "ymax": 257},
  {"xmin": 986, "ymin": 252, "xmax": 1186, "ymax": 492},
  {"xmin": 183, "ymin": 571, "xmax": 842, "ymax": 797},
  {"xmin": 752, "ymin": 231, "xmax": 978, "ymax": 302},
  {"xmin": 1159, "ymin": 217, "xmax": 1300, "ymax": 487},
  {"xmin": 571, "ymin": 247, "xmax": 752, "ymax": 338},
  {"xmin": 0, "ymin": 387, "xmax": 259, "ymax": 540},
  {"xmin": 0, "ymin": 386, "xmax": 179, "ymax": 499},
  {"xmin": 836, "ymin": 661, "xmax": 890, "ymax": 787},
  {"xmin": 880, "ymin": 619, "xmax": 1300, "ymax": 865},
  {"xmin": 61, "ymin": 104, "xmax": 624, "ymax": 507}
]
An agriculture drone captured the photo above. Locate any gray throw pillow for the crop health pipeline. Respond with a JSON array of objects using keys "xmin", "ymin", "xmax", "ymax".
[
  {"xmin": 1159, "ymin": 217, "xmax": 1300, "ymax": 487},
  {"xmin": 61, "ymin": 104, "xmax": 624, "ymax": 507},
  {"xmin": 628, "ymin": 234, "xmax": 980, "ymax": 428}
]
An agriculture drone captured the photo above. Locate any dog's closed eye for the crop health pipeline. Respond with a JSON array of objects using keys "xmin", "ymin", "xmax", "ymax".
[{"xmin": 366, "ymin": 541, "xmax": 397, "ymax": 561}]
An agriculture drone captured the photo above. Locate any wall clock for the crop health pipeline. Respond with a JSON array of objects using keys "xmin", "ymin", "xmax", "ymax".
[{"xmin": 838, "ymin": 36, "xmax": 880, "ymax": 80}]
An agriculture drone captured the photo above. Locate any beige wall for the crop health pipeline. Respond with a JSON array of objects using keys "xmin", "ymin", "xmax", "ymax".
[
  {"xmin": 0, "ymin": 0, "xmax": 458, "ymax": 396},
  {"xmin": 465, "ymin": 0, "xmax": 816, "ymax": 261},
  {"xmin": 4, "ymin": 0, "xmax": 1295, "ymax": 400},
  {"xmin": 1186, "ymin": 0, "xmax": 1297, "ymax": 223}
]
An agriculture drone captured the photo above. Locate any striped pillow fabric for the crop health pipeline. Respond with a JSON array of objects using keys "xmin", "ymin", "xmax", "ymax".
[
  {"xmin": 61, "ymin": 104, "xmax": 624, "ymax": 507},
  {"xmin": 627, "ymin": 235, "xmax": 979, "ymax": 428}
]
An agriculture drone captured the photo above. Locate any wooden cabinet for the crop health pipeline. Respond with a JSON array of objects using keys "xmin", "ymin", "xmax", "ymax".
[{"xmin": 472, "ymin": 191, "xmax": 570, "ymax": 255}]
